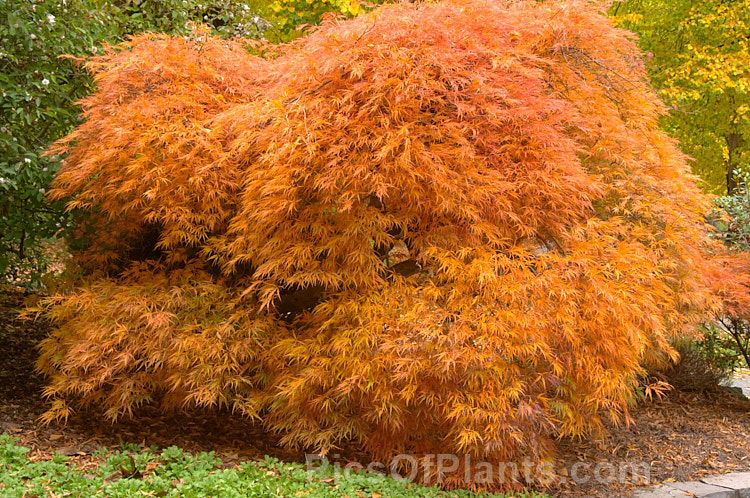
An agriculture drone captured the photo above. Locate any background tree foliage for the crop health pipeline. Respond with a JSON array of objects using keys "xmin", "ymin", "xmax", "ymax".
[
  {"xmin": 612, "ymin": 0, "xmax": 750, "ymax": 194},
  {"xmin": 264, "ymin": 0, "xmax": 367, "ymax": 41},
  {"xmin": 1, "ymin": 0, "xmax": 112, "ymax": 286},
  {"xmin": 36, "ymin": 0, "xmax": 747, "ymax": 488}
]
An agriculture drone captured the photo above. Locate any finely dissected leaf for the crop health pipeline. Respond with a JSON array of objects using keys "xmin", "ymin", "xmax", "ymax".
[{"xmin": 37, "ymin": 0, "xmax": 745, "ymax": 491}]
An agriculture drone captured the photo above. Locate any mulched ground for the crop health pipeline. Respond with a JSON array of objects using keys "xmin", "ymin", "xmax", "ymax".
[
  {"xmin": 1, "ymin": 290, "xmax": 749, "ymax": 497},
  {"xmin": 550, "ymin": 392, "xmax": 750, "ymax": 496}
]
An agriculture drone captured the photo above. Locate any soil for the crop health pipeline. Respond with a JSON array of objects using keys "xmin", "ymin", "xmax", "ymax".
[
  {"xmin": 1, "ymin": 290, "xmax": 749, "ymax": 497},
  {"xmin": 550, "ymin": 392, "xmax": 750, "ymax": 496}
]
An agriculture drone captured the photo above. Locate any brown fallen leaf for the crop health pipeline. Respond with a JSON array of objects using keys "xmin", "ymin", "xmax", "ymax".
[
  {"xmin": 56, "ymin": 447, "xmax": 88, "ymax": 456},
  {"xmin": 103, "ymin": 470, "xmax": 123, "ymax": 483}
]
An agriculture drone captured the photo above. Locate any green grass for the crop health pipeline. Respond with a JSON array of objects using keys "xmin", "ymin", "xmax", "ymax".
[{"xmin": 0, "ymin": 434, "xmax": 548, "ymax": 497}]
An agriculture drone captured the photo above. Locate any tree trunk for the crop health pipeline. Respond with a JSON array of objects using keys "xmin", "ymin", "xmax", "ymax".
[{"xmin": 726, "ymin": 132, "xmax": 744, "ymax": 194}]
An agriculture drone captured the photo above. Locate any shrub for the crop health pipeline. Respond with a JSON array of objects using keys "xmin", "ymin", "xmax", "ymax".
[
  {"xmin": 0, "ymin": 0, "xmax": 112, "ymax": 288},
  {"xmin": 647, "ymin": 338, "xmax": 731, "ymax": 395},
  {"xmin": 38, "ymin": 0, "xmax": 739, "ymax": 489},
  {"xmin": 0, "ymin": 0, "xmax": 314, "ymax": 289},
  {"xmin": 704, "ymin": 178, "xmax": 750, "ymax": 370},
  {"xmin": 696, "ymin": 326, "xmax": 747, "ymax": 374}
]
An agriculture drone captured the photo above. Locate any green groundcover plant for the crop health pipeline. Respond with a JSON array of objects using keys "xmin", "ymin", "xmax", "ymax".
[{"xmin": 0, "ymin": 434, "xmax": 547, "ymax": 498}]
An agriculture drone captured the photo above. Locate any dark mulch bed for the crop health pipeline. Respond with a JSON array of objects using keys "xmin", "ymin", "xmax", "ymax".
[
  {"xmin": 1, "ymin": 290, "xmax": 749, "ymax": 496},
  {"xmin": 550, "ymin": 392, "xmax": 750, "ymax": 496}
]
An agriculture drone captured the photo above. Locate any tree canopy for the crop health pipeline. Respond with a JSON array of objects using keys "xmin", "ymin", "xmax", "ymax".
[
  {"xmin": 0, "ymin": 0, "xmax": 368, "ymax": 287},
  {"xmin": 612, "ymin": 0, "xmax": 750, "ymax": 194},
  {"xmin": 36, "ymin": 0, "xmax": 745, "ymax": 489}
]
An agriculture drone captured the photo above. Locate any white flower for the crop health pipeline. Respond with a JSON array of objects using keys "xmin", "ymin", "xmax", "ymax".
[
  {"xmin": 30, "ymin": 34, "xmax": 36, "ymax": 40},
  {"xmin": 47, "ymin": 14, "xmax": 55, "ymax": 24},
  {"xmin": 38, "ymin": 188, "xmax": 45, "ymax": 193},
  {"xmin": 24, "ymin": 158, "xmax": 31, "ymax": 163},
  {"xmin": 41, "ymin": 78, "xmax": 49, "ymax": 85},
  {"xmin": 0, "ymin": 178, "xmax": 5, "ymax": 184}
]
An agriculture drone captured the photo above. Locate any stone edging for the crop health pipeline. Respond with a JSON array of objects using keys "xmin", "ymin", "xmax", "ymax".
[{"xmin": 633, "ymin": 472, "xmax": 750, "ymax": 497}]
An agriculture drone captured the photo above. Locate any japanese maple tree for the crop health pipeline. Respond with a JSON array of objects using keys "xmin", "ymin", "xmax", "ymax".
[{"xmin": 37, "ymin": 0, "xmax": 740, "ymax": 489}]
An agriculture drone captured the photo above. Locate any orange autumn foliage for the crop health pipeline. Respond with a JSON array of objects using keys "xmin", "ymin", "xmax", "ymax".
[{"xmin": 38, "ymin": 0, "xmax": 740, "ymax": 488}]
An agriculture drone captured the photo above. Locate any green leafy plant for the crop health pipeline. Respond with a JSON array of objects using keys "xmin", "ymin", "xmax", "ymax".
[
  {"xmin": 704, "ymin": 171, "xmax": 750, "ymax": 370},
  {"xmin": 696, "ymin": 326, "xmax": 746, "ymax": 373},
  {"xmin": 0, "ymin": 0, "xmax": 112, "ymax": 288},
  {"xmin": 647, "ymin": 338, "xmax": 732, "ymax": 395},
  {"xmin": 0, "ymin": 434, "xmax": 547, "ymax": 497},
  {"xmin": 715, "ymin": 170, "xmax": 750, "ymax": 250}
]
